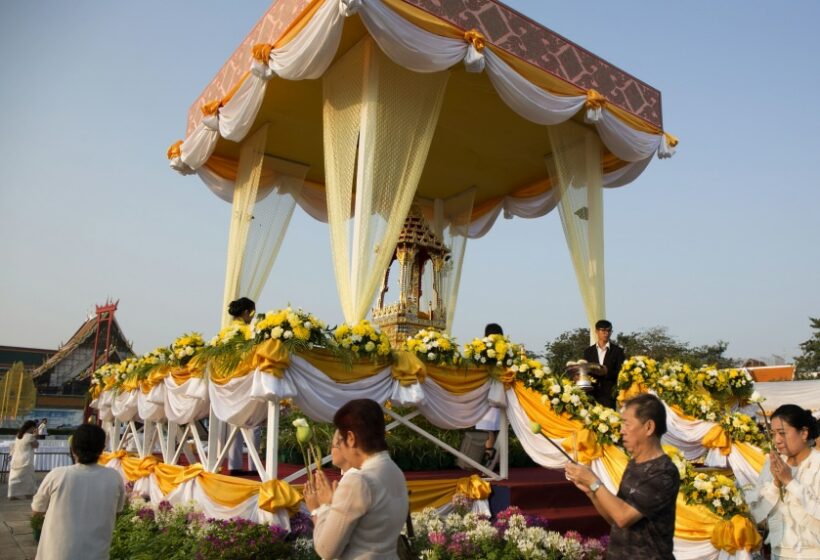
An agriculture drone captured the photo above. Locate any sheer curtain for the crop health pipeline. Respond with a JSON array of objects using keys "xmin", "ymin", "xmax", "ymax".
[
  {"xmin": 426, "ymin": 189, "xmax": 475, "ymax": 332},
  {"xmin": 238, "ymin": 157, "xmax": 308, "ymax": 301},
  {"xmin": 323, "ymin": 37, "xmax": 449, "ymax": 323},
  {"xmin": 221, "ymin": 125, "xmax": 308, "ymax": 325},
  {"xmin": 222, "ymin": 125, "xmax": 268, "ymax": 327},
  {"xmin": 546, "ymin": 122, "xmax": 605, "ymax": 343}
]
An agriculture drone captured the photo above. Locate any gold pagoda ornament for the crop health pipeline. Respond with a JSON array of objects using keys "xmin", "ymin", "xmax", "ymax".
[{"xmin": 373, "ymin": 205, "xmax": 451, "ymax": 346}]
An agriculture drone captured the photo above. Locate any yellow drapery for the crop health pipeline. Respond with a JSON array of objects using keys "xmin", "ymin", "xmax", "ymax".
[
  {"xmin": 703, "ymin": 425, "xmax": 733, "ymax": 456},
  {"xmin": 258, "ymin": 479, "xmax": 304, "ymax": 515},
  {"xmin": 98, "ymin": 450, "xmax": 127, "ymax": 465},
  {"xmin": 301, "ymin": 349, "xmax": 392, "ymax": 383},
  {"xmin": 121, "ymin": 455, "xmax": 160, "ymax": 481},
  {"xmin": 391, "ymin": 351, "xmax": 427, "ymax": 387},
  {"xmin": 710, "ymin": 515, "xmax": 762, "ymax": 554},
  {"xmin": 426, "ymin": 365, "xmax": 490, "ymax": 395},
  {"xmin": 405, "ymin": 475, "xmax": 491, "ymax": 512},
  {"xmin": 513, "ymin": 382, "xmax": 581, "ymax": 439},
  {"xmin": 735, "ymin": 442, "xmax": 765, "ymax": 474},
  {"xmin": 197, "ymin": 471, "xmax": 262, "ymax": 507},
  {"xmin": 140, "ymin": 366, "xmax": 170, "ymax": 393},
  {"xmin": 169, "ymin": 364, "xmax": 205, "ymax": 385},
  {"xmin": 561, "ymin": 428, "xmax": 604, "ymax": 464},
  {"xmin": 209, "ymin": 339, "xmax": 291, "ymax": 385}
]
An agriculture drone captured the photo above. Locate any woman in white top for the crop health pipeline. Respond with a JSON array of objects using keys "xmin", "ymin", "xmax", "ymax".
[
  {"xmin": 305, "ymin": 398, "xmax": 408, "ymax": 560},
  {"xmin": 746, "ymin": 404, "xmax": 820, "ymax": 559},
  {"xmin": 32, "ymin": 423, "xmax": 125, "ymax": 560},
  {"xmin": 8, "ymin": 420, "xmax": 39, "ymax": 499}
]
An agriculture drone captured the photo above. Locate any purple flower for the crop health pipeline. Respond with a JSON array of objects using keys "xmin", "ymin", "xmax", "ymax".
[
  {"xmin": 158, "ymin": 500, "xmax": 173, "ymax": 513},
  {"xmin": 429, "ymin": 531, "xmax": 447, "ymax": 546},
  {"xmin": 136, "ymin": 507, "xmax": 155, "ymax": 521}
]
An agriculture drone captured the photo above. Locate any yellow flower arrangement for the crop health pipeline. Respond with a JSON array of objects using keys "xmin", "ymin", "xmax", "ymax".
[
  {"xmin": 720, "ymin": 412, "xmax": 769, "ymax": 450},
  {"xmin": 616, "ymin": 355, "xmax": 659, "ymax": 392},
  {"xmin": 253, "ymin": 306, "xmax": 328, "ymax": 349},
  {"xmin": 209, "ymin": 322, "xmax": 253, "ymax": 346},
  {"xmin": 666, "ymin": 445, "xmax": 750, "ymax": 520},
  {"xmin": 169, "ymin": 332, "xmax": 205, "ymax": 365},
  {"xmin": 333, "ymin": 320, "xmax": 391, "ymax": 359},
  {"xmin": 514, "ymin": 354, "xmax": 552, "ymax": 390},
  {"xmin": 402, "ymin": 329, "xmax": 460, "ymax": 366},
  {"xmin": 462, "ymin": 334, "xmax": 518, "ymax": 368}
]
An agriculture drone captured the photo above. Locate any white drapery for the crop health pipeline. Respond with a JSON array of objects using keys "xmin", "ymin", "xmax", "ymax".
[
  {"xmin": 547, "ymin": 122, "xmax": 606, "ymax": 342},
  {"xmin": 323, "ymin": 37, "xmax": 449, "ymax": 323}
]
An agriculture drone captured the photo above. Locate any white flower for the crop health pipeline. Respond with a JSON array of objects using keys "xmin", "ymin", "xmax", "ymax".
[
  {"xmin": 365, "ymin": 341, "xmax": 376, "ymax": 352},
  {"xmin": 292, "ymin": 418, "xmax": 308, "ymax": 428},
  {"xmin": 487, "ymin": 349, "xmax": 496, "ymax": 358},
  {"xmin": 749, "ymin": 391, "xmax": 764, "ymax": 404},
  {"xmin": 712, "ymin": 498, "xmax": 722, "ymax": 509},
  {"xmin": 597, "ymin": 423, "xmax": 609, "ymax": 433},
  {"xmin": 303, "ymin": 321, "xmax": 312, "ymax": 330},
  {"xmin": 271, "ymin": 326, "xmax": 284, "ymax": 339},
  {"xmin": 427, "ymin": 352, "xmax": 436, "ymax": 361},
  {"xmin": 284, "ymin": 330, "xmax": 293, "ymax": 339}
]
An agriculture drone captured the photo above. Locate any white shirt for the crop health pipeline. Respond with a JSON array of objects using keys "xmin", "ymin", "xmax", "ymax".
[
  {"xmin": 596, "ymin": 342, "xmax": 610, "ymax": 365},
  {"xmin": 746, "ymin": 449, "xmax": 820, "ymax": 558},
  {"xmin": 313, "ymin": 451, "xmax": 408, "ymax": 559},
  {"xmin": 32, "ymin": 463, "xmax": 125, "ymax": 560},
  {"xmin": 11, "ymin": 433, "xmax": 37, "ymax": 469},
  {"xmin": 37, "ymin": 423, "xmax": 47, "ymax": 436}
]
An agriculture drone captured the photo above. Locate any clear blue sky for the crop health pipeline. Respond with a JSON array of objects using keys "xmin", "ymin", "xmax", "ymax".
[{"xmin": 1, "ymin": 1, "xmax": 818, "ymax": 363}]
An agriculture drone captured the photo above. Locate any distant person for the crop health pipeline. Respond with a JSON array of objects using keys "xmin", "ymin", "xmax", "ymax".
[
  {"xmin": 745, "ymin": 404, "xmax": 819, "ymax": 559},
  {"xmin": 475, "ymin": 322, "xmax": 504, "ymax": 467},
  {"xmin": 37, "ymin": 418, "xmax": 48, "ymax": 439},
  {"xmin": 583, "ymin": 319, "xmax": 625, "ymax": 408},
  {"xmin": 8, "ymin": 420, "xmax": 39, "ymax": 499},
  {"xmin": 224, "ymin": 297, "xmax": 261, "ymax": 475},
  {"xmin": 32, "ymin": 424, "xmax": 125, "ymax": 560},
  {"xmin": 565, "ymin": 394, "xmax": 680, "ymax": 560}
]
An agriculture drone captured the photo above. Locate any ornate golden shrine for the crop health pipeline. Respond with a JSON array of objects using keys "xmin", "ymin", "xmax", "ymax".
[{"xmin": 373, "ymin": 206, "xmax": 451, "ymax": 346}]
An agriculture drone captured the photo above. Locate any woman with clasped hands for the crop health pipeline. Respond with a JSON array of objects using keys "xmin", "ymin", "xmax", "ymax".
[
  {"xmin": 304, "ymin": 398, "xmax": 408, "ymax": 559},
  {"xmin": 745, "ymin": 404, "xmax": 820, "ymax": 559}
]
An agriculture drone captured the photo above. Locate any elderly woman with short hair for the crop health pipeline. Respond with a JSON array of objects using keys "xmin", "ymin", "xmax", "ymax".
[{"xmin": 304, "ymin": 398, "xmax": 408, "ymax": 559}]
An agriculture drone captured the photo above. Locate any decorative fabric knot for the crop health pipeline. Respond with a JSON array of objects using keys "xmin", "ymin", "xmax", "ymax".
[
  {"xmin": 560, "ymin": 428, "xmax": 604, "ymax": 464},
  {"xmin": 584, "ymin": 89, "xmax": 606, "ymax": 122},
  {"xmin": 464, "ymin": 29, "xmax": 486, "ymax": 51},
  {"xmin": 455, "ymin": 475, "xmax": 491, "ymax": 500},
  {"xmin": 658, "ymin": 131, "xmax": 678, "ymax": 159},
  {"xmin": 258, "ymin": 479, "xmax": 303, "ymax": 515},
  {"xmin": 251, "ymin": 60, "xmax": 276, "ymax": 80},
  {"xmin": 252, "ymin": 43, "xmax": 273, "ymax": 64},
  {"xmin": 201, "ymin": 100, "xmax": 222, "ymax": 117},
  {"xmin": 710, "ymin": 515, "xmax": 762, "ymax": 554},
  {"xmin": 703, "ymin": 424, "xmax": 732, "ymax": 456},
  {"xmin": 392, "ymin": 351, "xmax": 427, "ymax": 387},
  {"xmin": 340, "ymin": 0, "xmax": 361, "ymax": 17},
  {"xmin": 166, "ymin": 139, "xmax": 183, "ymax": 160},
  {"xmin": 202, "ymin": 114, "xmax": 219, "ymax": 131}
]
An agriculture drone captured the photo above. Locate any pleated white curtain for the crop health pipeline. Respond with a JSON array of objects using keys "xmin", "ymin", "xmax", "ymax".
[
  {"xmin": 323, "ymin": 38, "xmax": 449, "ymax": 322},
  {"xmin": 546, "ymin": 122, "xmax": 606, "ymax": 343}
]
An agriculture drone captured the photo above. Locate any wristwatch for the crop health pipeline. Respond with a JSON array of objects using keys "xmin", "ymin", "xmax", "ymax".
[{"xmin": 589, "ymin": 480, "xmax": 602, "ymax": 494}]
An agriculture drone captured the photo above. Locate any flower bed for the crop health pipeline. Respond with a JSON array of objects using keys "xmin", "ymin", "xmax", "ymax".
[
  {"xmin": 412, "ymin": 504, "xmax": 607, "ymax": 559},
  {"xmin": 110, "ymin": 497, "xmax": 319, "ymax": 560},
  {"xmin": 109, "ymin": 495, "xmax": 606, "ymax": 560}
]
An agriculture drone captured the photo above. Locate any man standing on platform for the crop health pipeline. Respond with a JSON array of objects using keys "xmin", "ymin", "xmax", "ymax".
[{"xmin": 583, "ymin": 320, "xmax": 625, "ymax": 409}]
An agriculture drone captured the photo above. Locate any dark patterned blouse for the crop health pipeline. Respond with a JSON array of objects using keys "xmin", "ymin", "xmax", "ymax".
[{"xmin": 607, "ymin": 453, "xmax": 680, "ymax": 560}]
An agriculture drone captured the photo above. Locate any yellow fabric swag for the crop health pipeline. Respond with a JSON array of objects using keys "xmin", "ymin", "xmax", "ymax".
[
  {"xmin": 710, "ymin": 514, "xmax": 762, "ymax": 554},
  {"xmin": 703, "ymin": 425, "xmax": 732, "ymax": 456},
  {"xmin": 391, "ymin": 351, "xmax": 427, "ymax": 387},
  {"xmin": 258, "ymin": 479, "xmax": 303, "ymax": 515},
  {"xmin": 405, "ymin": 475, "xmax": 490, "ymax": 512}
]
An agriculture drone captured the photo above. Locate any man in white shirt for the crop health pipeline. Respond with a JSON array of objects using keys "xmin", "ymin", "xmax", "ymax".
[
  {"xmin": 32, "ymin": 424, "xmax": 125, "ymax": 560},
  {"xmin": 582, "ymin": 319, "xmax": 626, "ymax": 408}
]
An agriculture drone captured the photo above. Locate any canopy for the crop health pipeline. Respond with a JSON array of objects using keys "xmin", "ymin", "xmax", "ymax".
[
  {"xmin": 167, "ymin": 0, "xmax": 675, "ymax": 332},
  {"xmin": 169, "ymin": 0, "xmax": 674, "ymax": 229}
]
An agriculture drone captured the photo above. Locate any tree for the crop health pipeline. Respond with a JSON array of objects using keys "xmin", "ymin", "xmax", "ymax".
[
  {"xmin": 795, "ymin": 317, "xmax": 820, "ymax": 376},
  {"xmin": 542, "ymin": 327, "xmax": 589, "ymax": 375}
]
